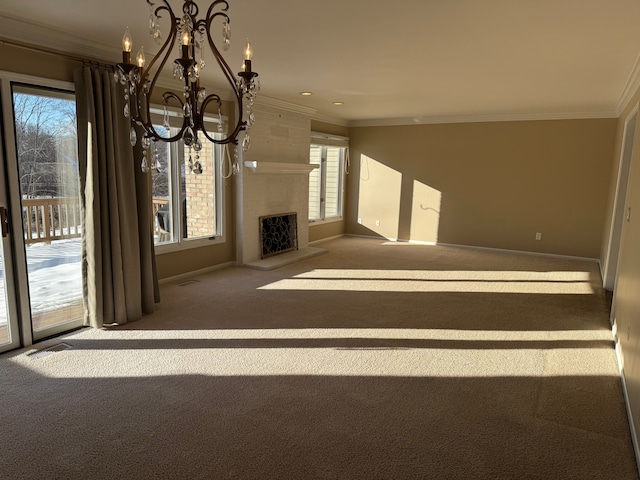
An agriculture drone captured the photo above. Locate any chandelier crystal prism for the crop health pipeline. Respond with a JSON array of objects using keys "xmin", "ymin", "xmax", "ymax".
[{"xmin": 115, "ymin": 0, "xmax": 259, "ymax": 174}]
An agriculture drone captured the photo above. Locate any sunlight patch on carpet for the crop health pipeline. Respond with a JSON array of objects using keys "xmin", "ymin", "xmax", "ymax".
[
  {"xmin": 294, "ymin": 269, "xmax": 592, "ymax": 282},
  {"xmin": 259, "ymin": 278, "xmax": 594, "ymax": 294},
  {"xmin": 9, "ymin": 326, "xmax": 616, "ymax": 379}
]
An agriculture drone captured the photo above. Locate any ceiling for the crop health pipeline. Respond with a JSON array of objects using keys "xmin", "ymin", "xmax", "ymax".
[{"xmin": 2, "ymin": 0, "xmax": 640, "ymax": 126}]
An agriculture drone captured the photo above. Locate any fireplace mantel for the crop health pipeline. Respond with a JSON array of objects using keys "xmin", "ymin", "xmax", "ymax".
[{"xmin": 244, "ymin": 161, "xmax": 318, "ymax": 174}]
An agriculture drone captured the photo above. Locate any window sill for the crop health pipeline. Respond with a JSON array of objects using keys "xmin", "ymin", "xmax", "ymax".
[
  {"xmin": 154, "ymin": 235, "xmax": 226, "ymax": 255},
  {"xmin": 309, "ymin": 217, "xmax": 344, "ymax": 226}
]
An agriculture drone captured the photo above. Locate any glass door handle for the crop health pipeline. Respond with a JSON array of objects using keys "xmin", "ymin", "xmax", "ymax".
[{"xmin": 0, "ymin": 206, "xmax": 8, "ymax": 238}]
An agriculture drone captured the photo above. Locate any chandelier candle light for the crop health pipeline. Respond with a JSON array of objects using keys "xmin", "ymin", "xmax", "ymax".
[{"xmin": 115, "ymin": 0, "xmax": 259, "ymax": 174}]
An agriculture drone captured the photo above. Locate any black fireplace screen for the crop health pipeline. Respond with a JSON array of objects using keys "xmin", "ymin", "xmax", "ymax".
[{"xmin": 259, "ymin": 212, "xmax": 298, "ymax": 259}]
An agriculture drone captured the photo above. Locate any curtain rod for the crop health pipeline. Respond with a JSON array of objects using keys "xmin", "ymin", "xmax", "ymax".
[{"xmin": 0, "ymin": 37, "xmax": 114, "ymax": 71}]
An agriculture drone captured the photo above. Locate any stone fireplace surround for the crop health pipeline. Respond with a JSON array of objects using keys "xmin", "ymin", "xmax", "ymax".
[{"xmin": 235, "ymin": 102, "xmax": 326, "ymax": 269}]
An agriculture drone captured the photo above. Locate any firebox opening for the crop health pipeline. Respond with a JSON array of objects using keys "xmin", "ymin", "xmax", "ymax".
[{"xmin": 259, "ymin": 212, "xmax": 299, "ymax": 259}]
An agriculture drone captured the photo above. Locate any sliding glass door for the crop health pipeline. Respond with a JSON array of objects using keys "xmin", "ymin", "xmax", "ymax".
[
  {"xmin": 0, "ymin": 75, "xmax": 84, "ymax": 352},
  {"xmin": 0, "ymin": 201, "xmax": 21, "ymax": 353}
]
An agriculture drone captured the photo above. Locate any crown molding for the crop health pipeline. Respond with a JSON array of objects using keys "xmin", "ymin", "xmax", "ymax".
[
  {"xmin": 0, "ymin": 14, "xmax": 117, "ymax": 64},
  {"xmin": 255, "ymin": 95, "xmax": 318, "ymax": 117},
  {"xmin": 311, "ymin": 112, "xmax": 350, "ymax": 127},
  {"xmin": 616, "ymin": 53, "xmax": 640, "ymax": 116},
  {"xmin": 348, "ymin": 110, "xmax": 618, "ymax": 128}
]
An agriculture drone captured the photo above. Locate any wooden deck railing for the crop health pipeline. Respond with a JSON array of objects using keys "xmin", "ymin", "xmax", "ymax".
[
  {"xmin": 152, "ymin": 197, "xmax": 169, "ymax": 239},
  {"xmin": 152, "ymin": 197, "xmax": 169, "ymax": 218},
  {"xmin": 23, "ymin": 197, "xmax": 81, "ymax": 245},
  {"xmin": 22, "ymin": 196, "xmax": 171, "ymax": 245}
]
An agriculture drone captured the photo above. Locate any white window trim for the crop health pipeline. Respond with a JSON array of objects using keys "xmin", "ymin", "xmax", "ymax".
[
  {"xmin": 150, "ymin": 107, "xmax": 228, "ymax": 254},
  {"xmin": 310, "ymin": 132, "xmax": 349, "ymax": 148},
  {"xmin": 308, "ymin": 137, "xmax": 348, "ymax": 223}
]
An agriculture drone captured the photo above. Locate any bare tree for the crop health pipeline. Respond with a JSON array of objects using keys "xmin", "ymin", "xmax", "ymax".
[
  {"xmin": 13, "ymin": 92, "xmax": 78, "ymax": 199},
  {"xmin": 151, "ymin": 142, "xmax": 171, "ymax": 198}
]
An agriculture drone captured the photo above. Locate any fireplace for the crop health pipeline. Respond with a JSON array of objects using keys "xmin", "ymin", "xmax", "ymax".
[
  {"xmin": 235, "ymin": 103, "xmax": 322, "ymax": 267},
  {"xmin": 259, "ymin": 212, "xmax": 298, "ymax": 259}
]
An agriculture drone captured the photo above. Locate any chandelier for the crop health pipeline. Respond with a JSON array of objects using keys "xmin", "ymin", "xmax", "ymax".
[{"xmin": 115, "ymin": 0, "xmax": 259, "ymax": 174}]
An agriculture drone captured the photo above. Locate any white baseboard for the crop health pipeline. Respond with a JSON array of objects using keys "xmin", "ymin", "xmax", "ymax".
[
  {"xmin": 309, "ymin": 234, "xmax": 344, "ymax": 246},
  {"xmin": 158, "ymin": 235, "xmax": 600, "ymax": 281},
  {"xmin": 158, "ymin": 261, "xmax": 236, "ymax": 285},
  {"xmin": 436, "ymin": 241, "xmax": 600, "ymax": 263},
  {"xmin": 598, "ymin": 260, "xmax": 608, "ymax": 291},
  {"xmin": 345, "ymin": 234, "xmax": 600, "ymax": 263}
]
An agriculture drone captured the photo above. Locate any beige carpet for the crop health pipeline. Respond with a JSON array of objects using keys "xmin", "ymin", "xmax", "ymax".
[{"xmin": 0, "ymin": 236, "xmax": 637, "ymax": 479}]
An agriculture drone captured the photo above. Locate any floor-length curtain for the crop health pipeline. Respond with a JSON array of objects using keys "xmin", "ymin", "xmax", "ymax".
[{"xmin": 74, "ymin": 65, "xmax": 159, "ymax": 328}]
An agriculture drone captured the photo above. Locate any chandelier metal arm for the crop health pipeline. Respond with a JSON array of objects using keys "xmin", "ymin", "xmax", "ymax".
[
  {"xmin": 124, "ymin": 0, "xmax": 182, "ymax": 141},
  {"xmin": 198, "ymin": 93, "xmax": 227, "ymax": 144},
  {"xmin": 202, "ymin": 12, "xmax": 246, "ymax": 145},
  {"xmin": 206, "ymin": 0, "xmax": 229, "ymax": 17},
  {"xmin": 141, "ymin": 1, "xmax": 179, "ymax": 96}
]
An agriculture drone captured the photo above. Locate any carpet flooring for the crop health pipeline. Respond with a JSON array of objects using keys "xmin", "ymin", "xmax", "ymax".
[{"xmin": 0, "ymin": 236, "xmax": 637, "ymax": 479}]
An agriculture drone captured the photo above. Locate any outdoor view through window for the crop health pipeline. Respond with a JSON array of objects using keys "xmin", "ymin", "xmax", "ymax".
[{"xmin": 151, "ymin": 124, "xmax": 220, "ymax": 246}]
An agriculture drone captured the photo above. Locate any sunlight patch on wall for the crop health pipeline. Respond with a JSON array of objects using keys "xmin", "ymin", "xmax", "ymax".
[
  {"xmin": 410, "ymin": 179, "xmax": 441, "ymax": 243},
  {"xmin": 357, "ymin": 154, "xmax": 402, "ymax": 239}
]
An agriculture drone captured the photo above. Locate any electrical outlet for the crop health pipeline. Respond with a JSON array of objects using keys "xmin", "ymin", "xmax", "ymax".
[
  {"xmin": 357, "ymin": 218, "xmax": 362, "ymax": 224},
  {"xmin": 535, "ymin": 232, "xmax": 542, "ymax": 241},
  {"xmin": 375, "ymin": 220, "xmax": 380, "ymax": 226}
]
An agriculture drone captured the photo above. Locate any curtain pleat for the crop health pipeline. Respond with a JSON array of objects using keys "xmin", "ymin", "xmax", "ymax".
[{"xmin": 74, "ymin": 66, "xmax": 159, "ymax": 328}]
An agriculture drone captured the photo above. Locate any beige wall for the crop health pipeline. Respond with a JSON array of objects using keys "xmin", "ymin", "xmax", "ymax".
[
  {"xmin": 311, "ymin": 120, "xmax": 349, "ymax": 138},
  {"xmin": 0, "ymin": 43, "xmax": 77, "ymax": 82},
  {"xmin": 309, "ymin": 220, "xmax": 344, "ymax": 243},
  {"xmin": 347, "ymin": 119, "xmax": 617, "ymax": 258}
]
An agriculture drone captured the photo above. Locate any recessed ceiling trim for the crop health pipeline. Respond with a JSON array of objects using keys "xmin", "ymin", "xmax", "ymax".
[{"xmin": 349, "ymin": 110, "xmax": 618, "ymax": 128}]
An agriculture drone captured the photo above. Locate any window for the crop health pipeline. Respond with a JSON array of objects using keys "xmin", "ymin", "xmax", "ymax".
[
  {"xmin": 308, "ymin": 137, "xmax": 348, "ymax": 222},
  {"xmin": 150, "ymin": 112, "xmax": 225, "ymax": 249}
]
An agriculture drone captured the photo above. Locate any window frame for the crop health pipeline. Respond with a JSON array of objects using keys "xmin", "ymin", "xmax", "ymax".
[
  {"xmin": 308, "ymin": 133, "xmax": 349, "ymax": 225},
  {"xmin": 150, "ymin": 107, "xmax": 228, "ymax": 254}
]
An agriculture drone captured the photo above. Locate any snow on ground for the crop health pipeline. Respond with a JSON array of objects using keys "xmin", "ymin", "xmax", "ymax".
[{"xmin": 0, "ymin": 238, "xmax": 82, "ymax": 326}]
